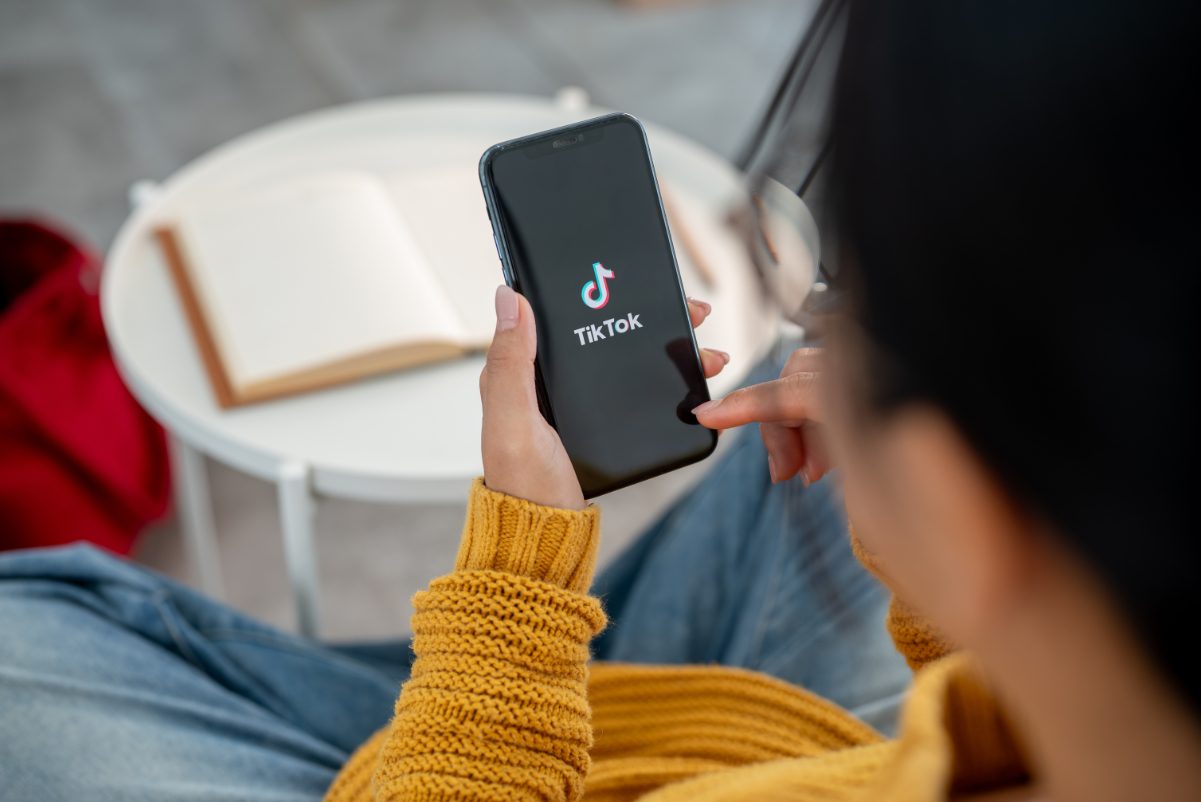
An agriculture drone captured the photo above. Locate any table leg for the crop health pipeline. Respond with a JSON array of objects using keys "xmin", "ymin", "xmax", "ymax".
[
  {"xmin": 167, "ymin": 434, "xmax": 226, "ymax": 600},
  {"xmin": 277, "ymin": 459, "xmax": 322, "ymax": 639}
]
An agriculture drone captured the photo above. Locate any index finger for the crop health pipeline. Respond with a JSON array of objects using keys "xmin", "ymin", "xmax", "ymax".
[{"xmin": 693, "ymin": 371, "xmax": 823, "ymax": 429}]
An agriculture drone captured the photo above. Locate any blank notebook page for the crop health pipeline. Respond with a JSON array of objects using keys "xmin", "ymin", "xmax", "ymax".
[
  {"xmin": 177, "ymin": 173, "xmax": 465, "ymax": 387},
  {"xmin": 387, "ymin": 167, "xmax": 502, "ymax": 346}
]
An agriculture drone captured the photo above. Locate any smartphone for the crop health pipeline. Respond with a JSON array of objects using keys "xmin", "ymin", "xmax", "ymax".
[{"xmin": 479, "ymin": 113, "xmax": 717, "ymax": 499}]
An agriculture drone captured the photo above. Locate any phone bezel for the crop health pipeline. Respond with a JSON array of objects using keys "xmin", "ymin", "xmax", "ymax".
[{"xmin": 478, "ymin": 112, "xmax": 717, "ymax": 497}]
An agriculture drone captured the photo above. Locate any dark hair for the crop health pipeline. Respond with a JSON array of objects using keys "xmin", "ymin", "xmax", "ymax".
[{"xmin": 830, "ymin": 0, "xmax": 1200, "ymax": 711}]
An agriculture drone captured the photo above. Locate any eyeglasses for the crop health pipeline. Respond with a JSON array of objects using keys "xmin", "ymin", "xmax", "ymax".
[{"xmin": 734, "ymin": 0, "xmax": 849, "ymax": 331}]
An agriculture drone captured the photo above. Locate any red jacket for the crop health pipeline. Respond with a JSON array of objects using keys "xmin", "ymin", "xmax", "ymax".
[{"xmin": 0, "ymin": 220, "xmax": 169, "ymax": 554}]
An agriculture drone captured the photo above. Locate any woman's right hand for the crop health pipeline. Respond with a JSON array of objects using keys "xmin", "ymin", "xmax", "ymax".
[{"xmin": 692, "ymin": 348, "xmax": 833, "ymax": 486}]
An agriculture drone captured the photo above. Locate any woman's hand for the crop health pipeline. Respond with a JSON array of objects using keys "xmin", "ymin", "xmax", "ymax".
[
  {"xmin": 692, "ymin": 348, "xmax": 833, "ymax": 487},
  {"xmin": 481, "ymin": 286, "xmax": 728, "ymax": 510}
]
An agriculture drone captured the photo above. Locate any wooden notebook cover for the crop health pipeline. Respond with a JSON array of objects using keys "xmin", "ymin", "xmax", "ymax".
[
  {"xmin": 155, "ymin": 227, "xmax": 238, "ymax": 409},
  {"xmin": 156, "ymin": 226, "xmax": 469, "ymax": 409}
]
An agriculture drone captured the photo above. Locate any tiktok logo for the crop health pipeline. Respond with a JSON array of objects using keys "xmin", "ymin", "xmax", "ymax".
[
  {"xmin": 574, "ymin": 259, "xmax": 642, "ymax": 346},
  {"xmin": 581, "ymin": 262, "xmax": 614, "ymax": 309}
]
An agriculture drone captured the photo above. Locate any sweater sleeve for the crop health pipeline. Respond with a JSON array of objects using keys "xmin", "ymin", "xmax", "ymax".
[
  {"xmin": 849, "ymin": 526, "xmax": 958, "ymax": 671},
  {"xmin": 371, "ymin": 478, "xmax": 608, "ymax": 802}
]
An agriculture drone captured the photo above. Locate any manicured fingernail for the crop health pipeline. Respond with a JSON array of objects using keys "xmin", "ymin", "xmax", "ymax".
[
  {"xmin": 692, "ymin": 398, "xmax": 721, "ymax": 414},
  {"xmin": 768, "ymin": 454, "xmax": 778, "ymax": 484},
  {"xmin": 495, "ymin": 285, "xmax": 519, "ymax": 331},
  {"xmin": 704, "ymin": 348, "xmax": 730, "ymax": 364},
  {"xmin": 799, "ymin": 467, "xmax": 811, "ymax": 488},
  {"xmin": 687, "ymin": 297, "xmax": 711, "ymax": 313}
]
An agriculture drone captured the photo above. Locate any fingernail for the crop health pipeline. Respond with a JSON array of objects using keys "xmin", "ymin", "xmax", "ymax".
[
  {"xmin": 692, "ymin": 398, "xmax": 721, "ymax": 414},
  {"xmin": 687, "ymin": 297, "xmax": 711, "ymax": 313},
  {"xmin": 799, "ymin": 467, "xmax": 811, "ymax": 488},
  {"xmin": 495, "ymin": 285, "xmax": 519, "ymax": 331},
  {"xmin": 768, "ymin": 454, "xmax": 778, "ymax": 484},
  {"xmin": 704, "ymin": 348, "xmax": 730, "ymax": 364}
]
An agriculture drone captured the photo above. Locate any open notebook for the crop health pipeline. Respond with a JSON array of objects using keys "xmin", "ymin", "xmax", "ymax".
[{"xmin": 156, "ymin": 168, "xmax": 501, "ymax": 407}]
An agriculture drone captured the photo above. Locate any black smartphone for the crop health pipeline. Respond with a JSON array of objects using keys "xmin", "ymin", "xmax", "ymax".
[{"xmin": 479, "ymin": 113, "xmax": 717, "ymax": 499}]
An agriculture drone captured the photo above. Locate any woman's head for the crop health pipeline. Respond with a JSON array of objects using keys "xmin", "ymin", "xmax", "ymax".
[{"xmin": 825, "ymin": 0, "xmax": 1198, "ymax": 714}]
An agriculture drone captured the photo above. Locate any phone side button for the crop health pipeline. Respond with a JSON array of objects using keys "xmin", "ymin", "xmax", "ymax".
[{"xmin": 493, "ymin": 234, "xmax": 513, "ymax": 284}]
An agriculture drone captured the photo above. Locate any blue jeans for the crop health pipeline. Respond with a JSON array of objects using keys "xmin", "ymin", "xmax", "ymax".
[
  {"xmin": 591, "ymin": 431, "xmax": 910, "ymax": 731},
  {"xmin": 0, "ymin": 361, "xmax": 910, "ymax": 801}
]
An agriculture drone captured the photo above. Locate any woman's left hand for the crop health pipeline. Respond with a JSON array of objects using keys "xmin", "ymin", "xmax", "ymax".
[{"xmin": 480, "ymin": 286, "xmax": 728, "ymax": 510}]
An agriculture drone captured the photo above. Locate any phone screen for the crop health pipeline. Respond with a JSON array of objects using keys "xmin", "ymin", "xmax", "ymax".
[{"xmin": 482, "ymin": 115, "xmax": 716, "ymax": 497}]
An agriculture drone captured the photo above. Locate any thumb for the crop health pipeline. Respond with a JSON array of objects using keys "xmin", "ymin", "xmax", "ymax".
[
  {"xmin": 481, "ymin": 285, "xmax": 538, "ymax": 411},
  {"xmin": 481, "ymin": 285, "xmax": 584, "ymax": 510}
]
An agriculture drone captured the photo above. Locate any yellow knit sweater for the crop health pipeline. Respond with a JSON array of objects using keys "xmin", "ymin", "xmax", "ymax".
[{"xmin": 323, "ymin": 480, "xmax": 1029, "ymax": 802}]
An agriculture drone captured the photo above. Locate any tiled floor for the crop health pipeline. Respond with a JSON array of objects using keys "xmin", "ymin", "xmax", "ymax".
[{"xmin": 2, "ymin": 0, "xmax": 815, "ymax": 640}]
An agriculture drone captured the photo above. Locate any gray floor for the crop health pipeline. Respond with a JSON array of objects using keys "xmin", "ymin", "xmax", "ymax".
[{"xmin": 2, "ymin": 0, "xmax": 813, "ymax": 640}]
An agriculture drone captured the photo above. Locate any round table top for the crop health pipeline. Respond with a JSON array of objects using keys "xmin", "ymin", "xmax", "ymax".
[{"xmin": 102, "ymin": 93, "xmax": 789, "ymax": 503}]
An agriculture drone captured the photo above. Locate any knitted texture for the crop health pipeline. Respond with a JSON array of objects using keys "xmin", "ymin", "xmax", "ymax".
[
  {"xmin": 850, "ymin": 528, "xmax": 958, "ymax": 670},
  {"xmin": 589, "ymin": 663, "xmax": 882, "ymax": 761},
  {"xmin": 634, "ymin": 654, "xmax": 1024, "ymax": 802},
  {"xmin": 456, "ymin": 478, "xmax": 600, "ymax": 595},
  {"xmin": 371, "ymin": 479, "xmax": 606, "ymax": 802},
  {"xmin": 941, "ymin": 659, "xmax": 1029, "ymax": 796},
  {"xmin": 324, "ymin": 728, "xmax": 388, "ymax": 802},
  {"xmin": 855, "ymin": 653, "xmax": 1028, "ymax": 802},
  {"xmin": 323, "ymin": 483, "xmax": 1028, "ymax": 802},
  {"xmin": 583, "ymin": 663, "xmax": 884, "ymax": 802},
  {"xmin": 885, "ymin": 597, "xmax": 958, "ymax": 672},
  {"xmin": 373, "ymin": 570, "xmax": 607, "ymax": 801},
  {"xmin": 634, "ymin": 744, "xmax": 899, "ymax": 802}
]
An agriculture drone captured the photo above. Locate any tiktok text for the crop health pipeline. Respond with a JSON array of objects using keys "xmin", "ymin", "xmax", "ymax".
[{"xmin": 574, "ymin": 312, "xmax": 643, "ymax": 345}]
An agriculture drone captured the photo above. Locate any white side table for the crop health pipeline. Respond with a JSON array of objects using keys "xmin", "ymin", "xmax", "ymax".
[{"xmin": 102, "ymin": 92, "xmax": 784, "ymax": 638}]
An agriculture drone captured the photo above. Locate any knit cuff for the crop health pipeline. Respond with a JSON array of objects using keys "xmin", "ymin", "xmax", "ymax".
[
  {"xmin": 886, "ymin": 596, "xmax": 958, "ymax": 671},
  {"xmin": 850, "ymin": 525, "xmax": 958, "ymax": 670},
  {"xmin": 455, "ymin": 478, "xmax": 601, "ymax": 594},
  {"xmin": 849, "ymin": 525, "xmax": 891, "ymax": 586}
]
